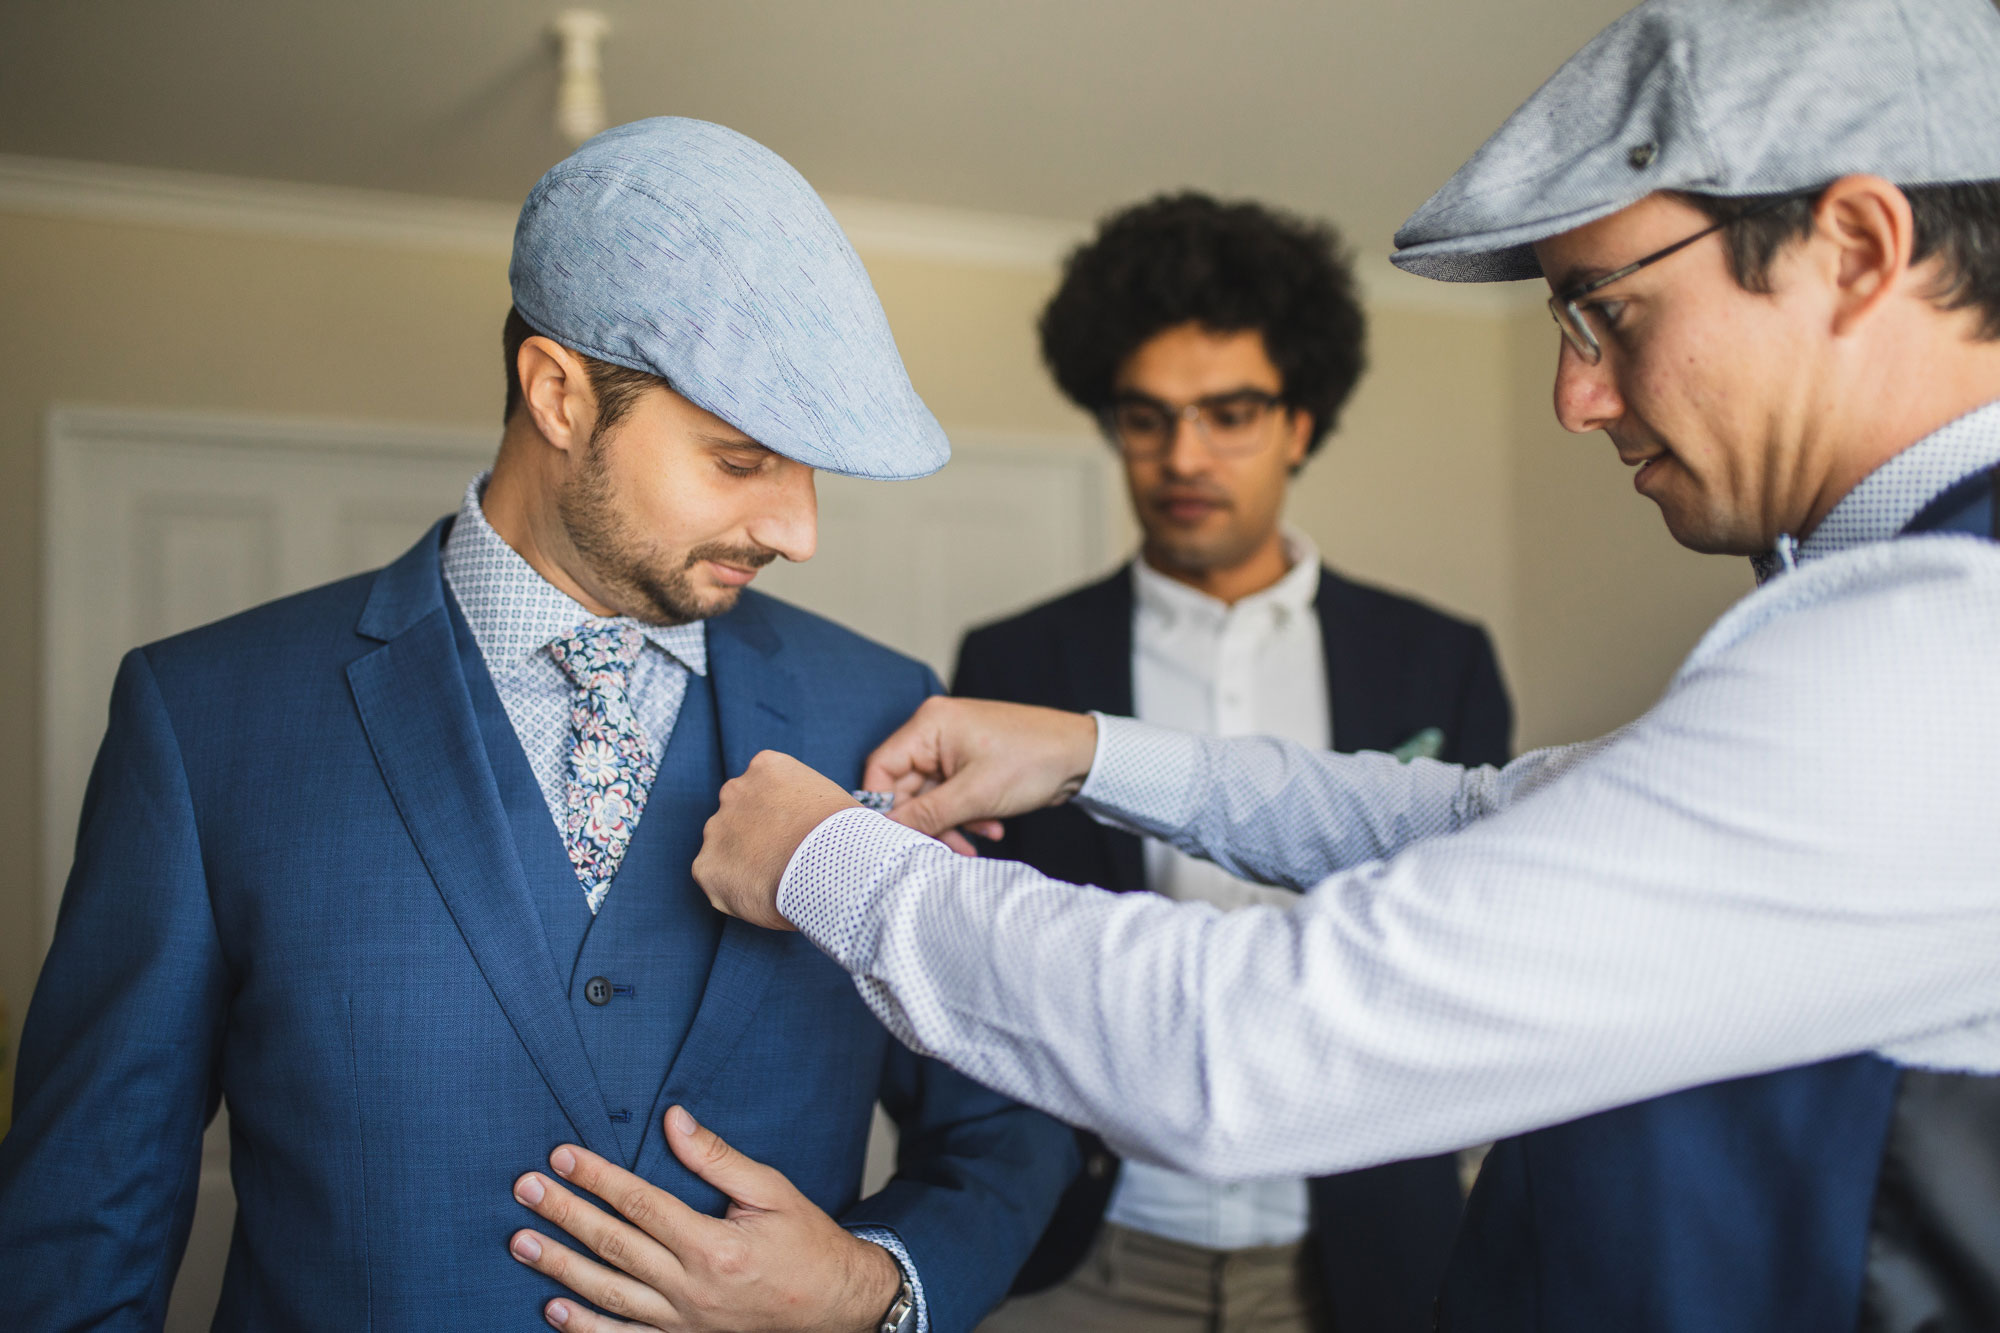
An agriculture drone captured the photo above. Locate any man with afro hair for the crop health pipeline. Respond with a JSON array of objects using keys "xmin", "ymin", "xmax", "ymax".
[{"xmin": 957, "ymin": 193, "xmax": 1513, "ymax": 1333}]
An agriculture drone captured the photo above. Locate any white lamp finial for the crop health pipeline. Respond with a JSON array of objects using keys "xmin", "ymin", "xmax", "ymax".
[{"xmin": 551, "ymin": 10, "xmax": 611, "ymax": 146}]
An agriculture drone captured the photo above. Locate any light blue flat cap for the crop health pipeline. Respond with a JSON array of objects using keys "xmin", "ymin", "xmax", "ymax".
[
  {"xmin": 1393, "ymin": 0, "xmax": 2000, "ymax": 283},
  {"xmin": 510, "ymin": 117, "xmax": 948, "ymax": 480}
]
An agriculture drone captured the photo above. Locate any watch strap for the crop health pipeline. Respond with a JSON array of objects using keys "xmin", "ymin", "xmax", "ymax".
[{"xmin": 878, "ymin": 1277, "xmax": 917, "ymax": 1333}]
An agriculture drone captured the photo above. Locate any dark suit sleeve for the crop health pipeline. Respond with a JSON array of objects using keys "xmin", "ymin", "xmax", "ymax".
[
  {"xmin": 0, "ymin": 649, "xmax": 230, "ymax": 1330},
  {"xmin": 838, "ymin": 662, "xmax": 1082, "ymax": 1332},
  {"xmin": 1447, "ymin": 625, "xmax": 1514, "ymax": 768},
  {"xmin": 947, "ymin": 626, "xmax": 1002, "ymax": 700}
]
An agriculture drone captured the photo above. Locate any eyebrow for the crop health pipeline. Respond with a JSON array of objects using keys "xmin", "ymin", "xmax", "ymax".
[
  {"xmin": 697, "ymin": 432, "xmax": 771, "ymax": 453},
  {"xmin": 1111, "ymin": 384, "xmax": 1278, "ymax": 404}
]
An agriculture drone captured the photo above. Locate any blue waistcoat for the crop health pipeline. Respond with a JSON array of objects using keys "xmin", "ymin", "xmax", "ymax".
[
  {"xmin": 453, "ymin": 594, "xmax": 724, "ymax": 1166},
  {"xmin": 1436, "ymin": 466, "xmax": 2000, "ymax": 1333}
]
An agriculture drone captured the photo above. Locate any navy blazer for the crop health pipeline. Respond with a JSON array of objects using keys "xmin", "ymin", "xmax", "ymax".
[
  {"xmin": 953, "ymin": 562, "xmax": 1512, "ymax": 1333},
  {"xmin": 0, "ymin": 522, "xmax": 1076, "ymax": 1332}
]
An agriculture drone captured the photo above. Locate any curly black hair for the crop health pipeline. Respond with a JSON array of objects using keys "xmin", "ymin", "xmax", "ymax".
[{"xmin": 1038, "ymin": 192, "xmax": 1366, "ymax": 455}]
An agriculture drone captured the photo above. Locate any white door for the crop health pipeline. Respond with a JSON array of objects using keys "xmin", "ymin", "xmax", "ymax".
[{"xmin": 41, "ymin": 405, "xmax": 1114, "ymax": 1330}]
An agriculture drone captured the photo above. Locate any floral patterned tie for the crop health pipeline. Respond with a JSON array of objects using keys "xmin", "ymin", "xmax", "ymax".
[{"xmin": 548, "ymin": 622, "xmax": 657, "ymax": 914}]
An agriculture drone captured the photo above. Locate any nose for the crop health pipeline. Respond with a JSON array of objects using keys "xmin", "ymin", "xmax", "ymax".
[
  {"xmin": 1160, "ymin": 410, "xmax": 1212, "ymax": 478},
  {"xmin": 747, "ymin": 460, "xmax": 818, "ymax": 563},
  {"xmin": 1551, "ymin": 338, "xmax": 1623, "ymax": 435}
]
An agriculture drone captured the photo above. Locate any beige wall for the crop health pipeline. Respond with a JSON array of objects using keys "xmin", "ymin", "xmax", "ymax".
[
  {"xmin": 0, "ymin": 203, "xmax": 1756, "ymax": 1110},
  {"xmin": 1294, "ymin": 306, "xmax": 1519, "ymax": 673}
]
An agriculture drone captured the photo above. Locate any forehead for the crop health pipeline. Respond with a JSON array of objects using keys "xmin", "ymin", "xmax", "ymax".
[
  {"xmin": 1116, "ymin": 324, "xmax": 1281, "ymax": 396},
  {"xmin": 1532, "ymin": 191, "xmax": 1714, "ymax": 291}
]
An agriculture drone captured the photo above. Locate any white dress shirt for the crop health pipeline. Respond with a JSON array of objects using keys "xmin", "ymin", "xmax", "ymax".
[
  {"xmin": 1106, "ymin": 534, "xmax": 1325, "ymax": 1249},
  {"xmin": 777, "ymin": 399, "xmax": 2000, "ymax": 1186}
]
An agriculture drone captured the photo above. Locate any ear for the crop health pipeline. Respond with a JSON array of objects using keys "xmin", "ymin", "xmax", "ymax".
[
  {"xmin": 516, "ymin": 335, "xmax": 598, "ymax": 456},
  {"xmin": 1283, "ymin": 408, "xmax": 1313, "ymax": 470},
  {"xmin": 1813, "ymin": 175, "xmax": 1916, "ymax": 338}
]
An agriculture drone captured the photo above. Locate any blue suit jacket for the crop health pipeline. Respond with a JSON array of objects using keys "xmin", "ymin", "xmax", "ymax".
[{"xmin": 0, "ymin": 523, "xmax": 1077, "ymax": 1331}]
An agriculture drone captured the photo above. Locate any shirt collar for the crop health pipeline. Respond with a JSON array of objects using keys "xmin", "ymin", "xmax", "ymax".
[
  {"xmin": 1132, "ymin": 526, "xmax": 1322, "ymax": 629},
  {"xmin": 439, "ymin": 472, "xmax": 708, "ymax": 676},
  {"xmin": 1754, "ymin": 398, "xmax": 2000, "ymax": 582}
]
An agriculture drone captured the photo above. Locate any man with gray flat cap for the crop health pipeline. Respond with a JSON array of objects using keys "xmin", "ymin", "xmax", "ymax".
[
  {"xmin": 645, "ymin": 2, "xmax": 2000, "ymax": 1329},
  {"xmin": 0, "ymin": 117, "xmax": 1075, "ymax": 1332}
]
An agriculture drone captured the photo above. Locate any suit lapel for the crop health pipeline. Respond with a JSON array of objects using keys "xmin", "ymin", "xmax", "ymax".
[
  {"xmin": 1317, "ymin": 567, "xmax": 1371, "ymax": 755},
  {"xmin": 347, "ymin": 525, "xmax": 620, "ymax": 1160},
  {"xmin": 1062, "ymin": 569, "xmax": 1146, "ymax": 895},
  {"xmin": 645, "ymin": 595, "xmax": 793, "ymax": 1130}
]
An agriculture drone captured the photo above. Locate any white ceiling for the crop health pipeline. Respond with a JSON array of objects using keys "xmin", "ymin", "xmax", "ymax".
[{"xmin": 0, "ymin": 0, "xmax": 1631, "ymax": 257}]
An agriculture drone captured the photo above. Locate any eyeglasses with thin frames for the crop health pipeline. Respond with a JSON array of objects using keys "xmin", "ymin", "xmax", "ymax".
[
  {"xmin": 1101, "ymin": 389, "xmax": 1288, "ymax": 460},
  {"xmin": 1548, "ymin": 199, "xmax": 1786, "ymax": 364}
]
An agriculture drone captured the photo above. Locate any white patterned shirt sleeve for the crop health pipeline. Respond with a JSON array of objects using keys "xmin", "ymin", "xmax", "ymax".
[
  {"xmin": 775, "ymin": 411, "xmax": 2000, "ymax": 1183},
  {"xmin": 846, "ymin": 1227, "xmax": 926, "ymax": 1333},
  {"xmin": 1074, "ymin": 713, "xmax": 1594, "ymax": 891}
]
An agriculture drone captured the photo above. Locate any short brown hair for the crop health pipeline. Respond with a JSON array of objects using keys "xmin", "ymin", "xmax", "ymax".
[
  {"xmin": 502, "ymin": 306, "xmax": 668, "ymax": 431},
  {"xmin": 1684, "ymin": 182, "xmax": 2000, "ymax": 340}
]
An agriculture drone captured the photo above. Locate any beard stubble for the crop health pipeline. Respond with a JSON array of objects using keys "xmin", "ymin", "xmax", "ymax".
[{"xmin": 556, "ymin": 437, "xmax": 777, "ymax": 626}]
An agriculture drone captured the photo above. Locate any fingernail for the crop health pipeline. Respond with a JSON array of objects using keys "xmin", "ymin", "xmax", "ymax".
[
  {"xmin": 512, "ymin": 1233, "xmax": 542, "ymax": 1262},
  {"xmin": 515, "ymin": 1174, "xmax": 545, "ymax": 1206},
  {"xmin": 668, "ymin": 1105, "xmax": 697, "ymax": 1137},
  {"xmin": 550, "ymin": 1147, "xmax": 576, "ymax": 1177},
  {"xmin": 546, "ymin": 1300, "xmax": 571, "ymax": 1326}
]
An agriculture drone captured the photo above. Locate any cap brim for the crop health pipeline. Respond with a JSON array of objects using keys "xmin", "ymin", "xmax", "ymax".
[{"xmin": 1390, "ymin": 194, "xmax": 1648, "ymax": 284}]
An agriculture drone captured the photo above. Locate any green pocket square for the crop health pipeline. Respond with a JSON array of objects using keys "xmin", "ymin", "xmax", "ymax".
[{"xmin": 1390, "ymin": 726, "xmax": 1445, "ymax": 763}]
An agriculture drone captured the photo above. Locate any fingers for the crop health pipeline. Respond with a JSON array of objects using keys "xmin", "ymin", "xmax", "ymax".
[
  {"xmin": 507, "ymin": 1226, "xmax": 671, "ymax": 1330},
  {"xmin": 539, "ymin": 1296, "xmax": 657, "ymax": 1332},
  {"xmin": 515, "ymin": 1148, "xmax": 703, "ymax": 1282},
  {"xmin": 890, "ymin": 787, "xmax": 977, "ymax": 839},
  {"xmin": 931, "ymin": 819, "xmax": 1003, "ymax": 856},
  {"xmin": 556, "ymin": 1145, "xmax": 710, "ymax": 1253},
  {"xmin": 695, "ymin": 753, "xmax": 852, "ymax": 932},
  {"xmin": 860, "ymin": 697, "xmax": 953, "ymax": 794},
  {"xmin": 663, "ymin": 1107, "xmax": 795, "ymax": 1213},
  {"xmin": 873, "ymin": 698, "xmax": 1099, "ymax": 836}
]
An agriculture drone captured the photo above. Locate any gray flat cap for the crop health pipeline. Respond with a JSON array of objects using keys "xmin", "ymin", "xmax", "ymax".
[
  {"xmin": 1393, "ymin": 0, "xmax": 2000, "ymax": 283},
  {"xmin": 511, "ymin": 117, "xmax": 949, "ymax": 480}
]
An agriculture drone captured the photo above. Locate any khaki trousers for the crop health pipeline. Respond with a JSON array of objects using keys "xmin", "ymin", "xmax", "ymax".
[{"xmin": 978, "ymin": 1223, "xmax": 1325, "ymax": 1333}]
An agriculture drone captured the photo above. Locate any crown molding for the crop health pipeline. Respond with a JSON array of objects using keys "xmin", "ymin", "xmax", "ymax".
[
  {"xmin": 820, "ymin": 192, "xmax": 1086, "ymax": 270},
  {"xmin": 0, "ymin": 153, "xmax": 520, "ymax": 255},
  {"xmin": 0, "ymin": 152, "xmax": 1538, "ymax": 312}
]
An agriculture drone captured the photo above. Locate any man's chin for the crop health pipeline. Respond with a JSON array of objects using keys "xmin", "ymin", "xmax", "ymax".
[
  {"xmin": 623, "ymin": 579, "xmax": 745, "ymax": 628},
  {"xmin": 1142, "ymin": 531, "xmax": 1242, "ymax": 577},
  {"xmin": 1655, "ymin": 501, "xmax": 1765, "ymax": 557},
  {"xmin": 701, "ymin": 584, "xmax": 747, "ymax": 616},
  {"xmin": 682, "ymin": 581, "xmax": 748, "ymax": 623}
]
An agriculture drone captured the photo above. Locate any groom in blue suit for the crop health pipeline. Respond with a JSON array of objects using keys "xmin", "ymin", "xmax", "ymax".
[{"xmin": 0, "ymin": 119, "xmax": 1076, "ymax": 1332}]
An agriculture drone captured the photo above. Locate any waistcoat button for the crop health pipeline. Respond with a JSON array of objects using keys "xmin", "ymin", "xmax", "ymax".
[{"xmin": 585, "ymin": 976, "xmax": 612, "ymax": 1006}]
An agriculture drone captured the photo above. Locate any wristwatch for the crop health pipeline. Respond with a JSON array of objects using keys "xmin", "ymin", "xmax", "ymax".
[{"xmin": 877, "ymin": 1277, "xmax": 917, "ymax": 1333}]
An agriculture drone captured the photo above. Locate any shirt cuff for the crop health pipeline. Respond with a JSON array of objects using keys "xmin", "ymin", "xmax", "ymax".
[
  {"xmin": 778, "ymin": 806, "xmax": 936, "ymax": 970},
  {"xmin": 847, "ymin": 1226, "xmax": 928, "ymax": 1333},
  {"xmin": 1072, "ymin": 713, "xmax": 1208, "ymax": 838}
]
